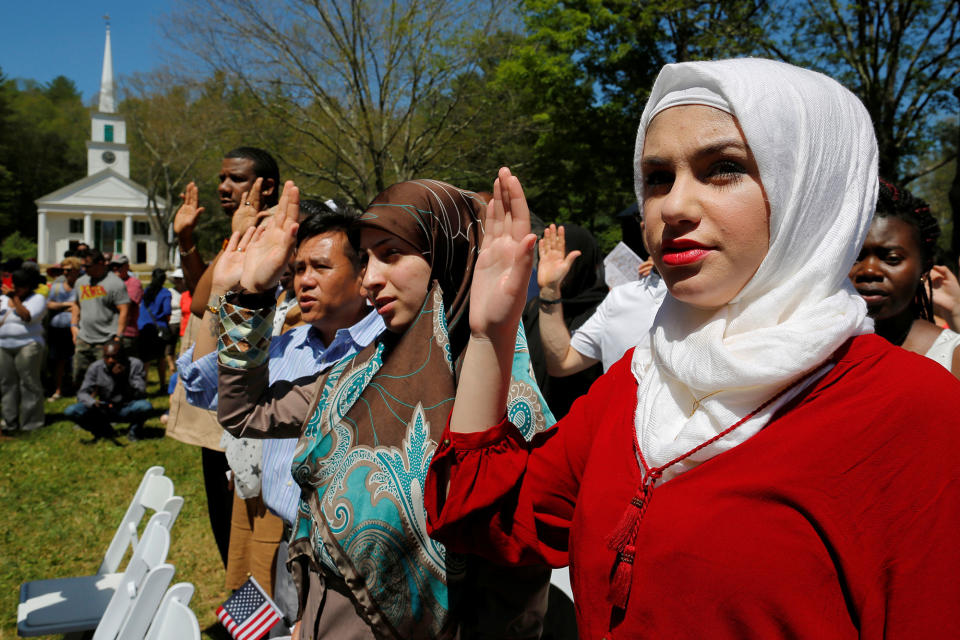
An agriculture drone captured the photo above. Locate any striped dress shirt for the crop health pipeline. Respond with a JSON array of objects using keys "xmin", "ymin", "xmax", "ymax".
[{"xmin": 178, "ymin": 309, "xmax": 386, "ymax": 525}]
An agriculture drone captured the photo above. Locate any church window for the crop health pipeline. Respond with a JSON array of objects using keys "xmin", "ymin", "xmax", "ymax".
[
  {"xmin": 104, "ymin": 124, "xmax": 114, "ymax": 142},
  {"xmin": 69, "ymin": 219, "xmax": 83, "ymax": 233}
]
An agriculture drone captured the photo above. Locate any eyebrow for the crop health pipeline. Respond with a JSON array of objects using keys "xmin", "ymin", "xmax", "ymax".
[
  {"xmin": 366, "ymin": 237, "xmax": 394, "ymax": 250},
  {"xmin": 642, "ymin": 138, "xmax": 748, "ymax": 167}
]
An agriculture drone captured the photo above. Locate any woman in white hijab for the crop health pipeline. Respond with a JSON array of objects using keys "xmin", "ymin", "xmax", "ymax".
[{"xmin": 425, "ymin": 59, "xmax": 960, "ymax": 638}]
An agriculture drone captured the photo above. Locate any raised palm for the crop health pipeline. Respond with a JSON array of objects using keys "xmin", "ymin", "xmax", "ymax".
[
  {"xmin": 537, "ymin": 224, "xmax": 581, "ymax": 293},
  {"xmin": 240, "ymin": 181, "xmax": 301, "ymax": 293},
  {"xmin": 470, "ymin": 167, "xmax": 537, "ymax": 342},
  {"xmin": 930, "ymin": 263, "xmax": 960, "ymax": 320},
  {"xmin": 232, "ymin": 177, "xmax": 263, "ymax": 234},
  {"xmin": 212, "ymin": 228, "xmax": 255, "ymax": 295},
  {"xmin": 173, "ymin": 181, "xmax": 204, "ymax": 236}
]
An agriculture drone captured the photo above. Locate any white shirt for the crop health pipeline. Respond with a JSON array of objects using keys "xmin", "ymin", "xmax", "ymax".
[
  {"xmin": 924, "ymin": 328, "xmax": 960, "ymax": 371},
  {"xmin": 569, "ymin": 273, "xmax": 668, "ymax": 371},
  {"xmin": 169, "ymin": 289, "xmax": 182, "ymax": 326},
  {"xmin": 0, "ymin": 293, "xmax": 47, "ymax": 348}
]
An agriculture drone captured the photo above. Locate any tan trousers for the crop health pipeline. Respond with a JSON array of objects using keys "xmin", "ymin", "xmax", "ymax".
[{"xmin": 224, "ymin": 491, "xmax": 285, "ymax": 593}]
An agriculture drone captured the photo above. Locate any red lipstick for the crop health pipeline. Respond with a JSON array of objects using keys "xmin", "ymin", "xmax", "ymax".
[{"xmin": 661, "ymin": 238, "xmax": 713, "ymax": 266}]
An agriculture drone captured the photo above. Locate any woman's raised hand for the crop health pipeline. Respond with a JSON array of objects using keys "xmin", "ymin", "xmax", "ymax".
[
  {"xmin": 537, "ymin": 224, "xmax": 581, "ymax": 295},
  {"xmin": 930, "ymin": 262, "xmax": 960, "ymax": 332},
  {"xmin": 240, "ymin": 181, "xmax": 300, "ymax": 293},
  {"xmin": 470, "ymin": 167, "xmax": 537, "ymax": 343}
]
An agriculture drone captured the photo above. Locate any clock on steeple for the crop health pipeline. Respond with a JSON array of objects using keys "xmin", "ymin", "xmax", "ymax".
[{"xmin": 86, "ymin": 20, "xmax": 130, "ymax": 177}]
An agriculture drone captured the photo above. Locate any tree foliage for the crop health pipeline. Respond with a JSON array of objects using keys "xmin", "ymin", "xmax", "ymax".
[
  {"xmin": 123, "ymin": 70, "xmax": 239, "ymax": 265},
  {"xmin": 0, "ymin": 231, "xmax": 38, "ymax": 261},
  {"xmin": 9, "ymin": 1, "xmax": 960, "ymax": 261},
  {"xmin": 165, "ymin": 0, "xmax": 498, "ymax": 208},
  {"xmin": 0, "ymin": 72, "xmax": 87, "ymax": 244},
  {"xmin": 768, "ymin": 0, "xmax": 960, "ymax": 184},
  {"xmin": 483, "ymin": 0, "xmax": 770, "ymax": 246}
]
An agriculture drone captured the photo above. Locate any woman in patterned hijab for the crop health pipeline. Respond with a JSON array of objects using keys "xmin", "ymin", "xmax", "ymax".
[{"xmin": 287, "ymin": 179, "xmax": 554, "ymax": 639}]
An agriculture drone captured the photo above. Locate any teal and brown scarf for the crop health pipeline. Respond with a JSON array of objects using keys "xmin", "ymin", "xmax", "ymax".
[{"xmin": 290, "ymin": 181, "xmax": 554, "ymax": 638}]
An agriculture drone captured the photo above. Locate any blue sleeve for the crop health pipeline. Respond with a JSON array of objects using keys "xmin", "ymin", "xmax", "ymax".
[
  {"xmin": 160, "ymin": 291, "xmax": 171, "ymax": 324},
  {"xmin": 176, "ymin": 345, "xmax": 220, "ymax": 410}
]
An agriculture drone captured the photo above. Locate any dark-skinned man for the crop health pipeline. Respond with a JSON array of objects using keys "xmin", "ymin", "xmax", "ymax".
[
  {"xmin": 65, "ymin": 342, "xmax": 150, "ymax": 441},
  {"xmin": 169, "ymin": 146, "xmax": 278, "ymax": 570}
]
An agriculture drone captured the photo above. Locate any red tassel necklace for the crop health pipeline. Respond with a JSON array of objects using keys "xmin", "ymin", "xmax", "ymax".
[{"xmin": 604, "ymin": 363, "xmax": 830, "ymax": 610}]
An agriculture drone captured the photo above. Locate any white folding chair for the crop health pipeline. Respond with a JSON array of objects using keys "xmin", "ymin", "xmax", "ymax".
[
  {"xmin": 144, "ymin": 583, "xmax": 200, "ymax": 640},
  {"xmin": 18, "ymin": 512, "xmax": 173, "ymax": 638},
  {"xmin": 100, "ymin": 466, "xmax": 182, "ymax": 574}
]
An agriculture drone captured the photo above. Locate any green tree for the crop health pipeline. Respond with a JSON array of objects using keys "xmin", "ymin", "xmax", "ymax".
[
  {"xmin": 0, "ymin": 231, "xmax": 38, "ymax": 260},
  {"xmin": 488, "ymin": 0, "xmax": 769, "ymax": 246},
  {"xmin": 123, "ymin": 70, "xmax": 241, "ymax": 266},
  {"xmin": 768, "ymin": 0, "xmax": 960, "ymax": 184},
  {"xmin": 0, "ymin": 68, "xmax": 18, "ymax": 235},
  {"xmin": 165, "ymin": 0, "xmax": 498, "ymax": 208},
  {"xmin": 0, "ymin": 75, "xmax": 87, "ymax": 242}
]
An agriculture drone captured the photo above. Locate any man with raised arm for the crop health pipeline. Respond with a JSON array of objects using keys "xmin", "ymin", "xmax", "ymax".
[
  {"xmin": 173, "ymin": 146, "xmax": 279, "ymax": 307},
  {"xmin": 168, "ymin": 146, "xmax": 279, "ymax": 569},
  {"xmin": 178, "ymin": 195, "xmax": 383, "ymax": 630},
  {"xmin": 536, "ymin": 222, "xmax": 667, "ymax": 376}
]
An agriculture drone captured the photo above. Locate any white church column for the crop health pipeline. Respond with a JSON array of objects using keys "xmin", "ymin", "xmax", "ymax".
[
  {"xmin": 169, "ymin": 222, "xmax": 179, "ymax": 267},
  {"xmin": 36, "ymin": 210, "xmax": 47, "ymax": 263},
  {"xmin": 124, "ymin": 213, "xmax": 133, "ymax": 259},
  {"xmin": 83, "ymin": 212, "xmax": 94, "ymax": 246}
]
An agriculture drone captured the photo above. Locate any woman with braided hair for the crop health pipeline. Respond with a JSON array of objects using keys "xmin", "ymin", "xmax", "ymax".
[
  {"xmin": 424, "ymin": 59, "xmax": 960, "ymax": 638},
  {"xmin": 849, "ymin": 179, "xmax": 960, "ymax": 377}
]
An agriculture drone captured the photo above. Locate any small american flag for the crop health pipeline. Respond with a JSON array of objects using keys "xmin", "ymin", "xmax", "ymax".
[{"xmin": 216, "ymin": 577, "xmax": 282, "ymax": 640}]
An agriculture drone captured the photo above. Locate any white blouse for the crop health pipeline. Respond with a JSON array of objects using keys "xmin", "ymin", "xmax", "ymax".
[
  {"xmin": 924, "ymin": 328, "xmax": 960, "ymax": 372},
  {"xmin": 0, "ymin": 293, "xmax": 47, "ymax": 348}
]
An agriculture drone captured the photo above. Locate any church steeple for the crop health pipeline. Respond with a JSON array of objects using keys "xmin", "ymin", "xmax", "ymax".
[
  {"xmin": 88, "ymin": 17, "xmax": 129, "ymax": 177},
  {"xmin": 98, "ymin": 17, "xmax": 115, "ymax": 113}
]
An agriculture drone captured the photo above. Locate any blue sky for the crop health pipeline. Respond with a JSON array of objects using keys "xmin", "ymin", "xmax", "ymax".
[{"xmin": 0, "ymin": 1, "xmax": 174, "ymax": 103}]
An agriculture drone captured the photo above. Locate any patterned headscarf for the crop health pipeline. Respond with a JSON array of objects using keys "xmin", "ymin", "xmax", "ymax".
[
  {"xmin": 290, "ymin": 180, "xmax": 554, "ymax": 638},
  {"xmin": 359, "ymin": 179, "xmax": 485, "ymax": 358}
]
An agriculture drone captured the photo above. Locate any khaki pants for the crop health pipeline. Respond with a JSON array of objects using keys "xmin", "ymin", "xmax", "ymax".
[
  {"xmin": 73, "ymin": 339, "xmax": 106, "ymax": 390},
  {"xmin": 0, "ymin": 342, "xmax": 45, "ymax": 431},
  {"xmin": 224, "ymin": 491, "xmax": 285, "ymax": 593}
]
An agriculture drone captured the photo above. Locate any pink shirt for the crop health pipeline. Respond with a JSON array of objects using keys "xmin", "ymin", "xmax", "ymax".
[{"xmin": 122, "ymin": 274, "xmax": 143, "ymax": 337}]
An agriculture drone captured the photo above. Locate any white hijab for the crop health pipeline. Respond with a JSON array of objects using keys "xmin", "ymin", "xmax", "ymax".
[{"xmin": 632, "ymin": 59, "xmax": 878, "ymax": 483}]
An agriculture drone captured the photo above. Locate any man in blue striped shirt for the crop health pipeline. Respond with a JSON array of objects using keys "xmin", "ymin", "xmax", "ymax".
[{"xmin": 177, "ymin": 203, "xmax": 385, "ymax": 627}]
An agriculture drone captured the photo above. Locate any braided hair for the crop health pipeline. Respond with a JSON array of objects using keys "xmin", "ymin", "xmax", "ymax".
[{"xmin": 875, "ymin": 178, "xmax": 940, "ymax": 321}]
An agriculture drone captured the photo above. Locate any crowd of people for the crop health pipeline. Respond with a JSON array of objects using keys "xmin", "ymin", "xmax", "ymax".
[
  {"xmin": 7, "ymin": 56, "xmax": 960, "ymax": 639},
  {"xmin": 0, "ymin": 249, "xmax": 187, "ymax": 439}
]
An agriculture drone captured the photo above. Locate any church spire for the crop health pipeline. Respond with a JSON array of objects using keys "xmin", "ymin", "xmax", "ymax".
[{"xmin": 98, "ymin": 16, "xmax": 115, "ymax": 113}]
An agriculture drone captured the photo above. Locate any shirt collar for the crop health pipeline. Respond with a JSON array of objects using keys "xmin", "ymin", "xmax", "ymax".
[{"xmin": 297, "ymin": 307, "xmax": 385, "ymax": 354}]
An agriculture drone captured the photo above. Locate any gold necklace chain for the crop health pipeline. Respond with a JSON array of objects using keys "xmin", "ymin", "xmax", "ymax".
[{"xmin": 689, "ymin": 389, "xmax": 724, "ymax": 416}]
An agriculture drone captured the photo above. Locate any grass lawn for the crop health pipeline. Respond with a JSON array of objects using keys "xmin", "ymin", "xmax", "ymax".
[{"xmin": 0, "ymin": 371, "xmax": 231, "ymax": 640}]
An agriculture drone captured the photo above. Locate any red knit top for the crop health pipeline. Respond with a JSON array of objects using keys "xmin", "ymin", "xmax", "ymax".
[{"xmin": 425, "ymin": 334, "xmax": 960, "ymax": 638}]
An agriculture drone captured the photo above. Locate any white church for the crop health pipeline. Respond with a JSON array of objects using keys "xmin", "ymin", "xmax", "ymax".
[{"xmin": 35, "ymin": 24, "xmax": 165, "ymax": 265}]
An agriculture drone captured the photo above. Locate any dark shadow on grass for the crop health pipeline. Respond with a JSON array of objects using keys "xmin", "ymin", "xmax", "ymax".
[
  {"xmin": 79, "ymin": 433, "xmax": 126, "ymax": 447},
  {"xmin": 131, "ymin": 426, "xmax": 166, "ymax": 440},
  {"xmin": 44, "ymin": 411, "xmax": 68, "ymax": 423},
  {"xmin": 204, "ymin": 621, "xmax": 232, "ymax": 640}
]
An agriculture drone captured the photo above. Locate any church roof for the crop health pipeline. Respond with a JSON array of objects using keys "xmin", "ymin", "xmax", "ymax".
[{"xmin": 35, "ymin": 168, "xmax": 165, "ymax": 213}]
